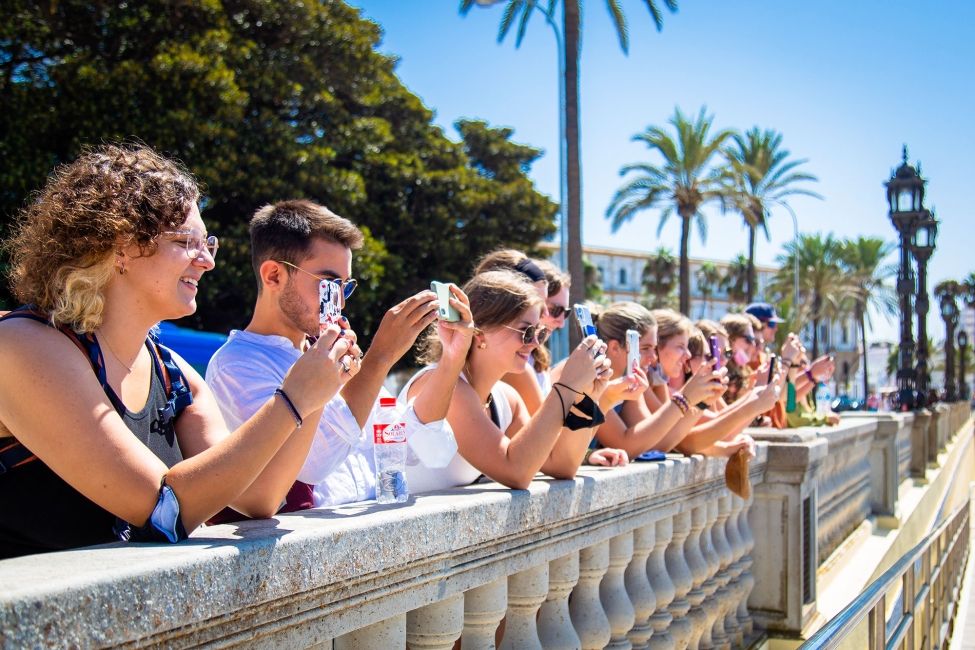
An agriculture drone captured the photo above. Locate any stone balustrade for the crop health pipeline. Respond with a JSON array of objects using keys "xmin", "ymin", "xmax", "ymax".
[{"xmin": 0, "ymin": 451, "xmax": 766, "ymax": 649}]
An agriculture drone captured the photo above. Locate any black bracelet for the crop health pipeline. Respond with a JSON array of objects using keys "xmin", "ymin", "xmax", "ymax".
[{"xmin": 274, "ymin": 388, "xmax": 303, "ymax": 428}]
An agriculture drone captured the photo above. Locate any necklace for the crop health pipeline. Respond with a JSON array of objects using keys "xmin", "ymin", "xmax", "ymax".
[{"xmin": 98, "ymin": 330, "xmax": 136, "ymax": 373}]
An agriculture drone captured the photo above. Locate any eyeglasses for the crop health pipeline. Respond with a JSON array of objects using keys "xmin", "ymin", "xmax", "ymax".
[
  {"xmin": 547, "ymin": 304, "xmax": 569, "ymax": 319},
  {"xmin": 503, "ymin": 323, "xmax": 550, "ymax": 345},
  {"xmin": 164, "ymin": 229, "xmax": 218, "ymax": 259},
  {"xmin": 742, "ymin": 335, "xmax": 757, "ymax": 345},
  {"xmin": 277, "ymin": 260, "xmax": 358, "ymax": 299}
]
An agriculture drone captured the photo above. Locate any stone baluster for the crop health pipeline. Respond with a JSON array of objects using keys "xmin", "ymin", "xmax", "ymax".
[
  {"xmin": 697, "ymin": 499, "xmax": 721, "ymax": 650},
  {"xmin": 570, "ymin": 540, "xmax": 612, "ymax": 650},
  {"xmin": 683, "ymin": 504, "xmax": 710, "ymax": 650},
  {"xmin": 537, "ymin": 552, "xmax": 582, "ymax": 650},
  {"xmin": 647, "ymin": 516, "xmax": 676, "ymax": 650},
  {"xmin": 407, "ymin": 593, "xmax": 464, "ymax": 650},
  {"xmin": 462, "ymin": 577, "xmax": 507, "ymax": 650},
  {"xmin": 626, "ymin": 524, "xmax": 657, "ymax": 650},
  {"xmin": 736, "ymin": 496, "xmax": 756, "ymax": 640},
  {"xmin": 499, "ymin": 564, "xmax": 548, "ymax": 650},
  {"xmin": 723, "ymin": 497, "xmax": 745, "ymax": 646},
  {"xmin": 665, "ymin": 510, "xmax": 694, "ymax": 650},
  {"xmin": 707, "ymin": 496, "xmax": 734, "ymax": 650},
  {"xmin": 602, "ymin": 532, "xmax": 636, "ymax": 649},
  {"xmin": 335, "ymin": 613, "xmax": 405, "ymax": 649}
]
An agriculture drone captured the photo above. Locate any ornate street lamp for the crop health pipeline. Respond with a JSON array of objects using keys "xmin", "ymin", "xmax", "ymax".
[
  {"xmin": 885, "ymin": 146, "xmax": 926, "ymax": 410},
  {"xmin": 959, "ymin": 330, "xmax": 970, "ymax": 403},
  {"xmin": 939, "ymin": 290, "xmax": 959, "ymax": 401},
  {"xmin": 910, "ymin": 209, "xmax": 938, "ymax": 403}
]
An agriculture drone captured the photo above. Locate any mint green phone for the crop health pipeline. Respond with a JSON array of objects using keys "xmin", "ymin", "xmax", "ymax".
[{"xmin": 431, "ymin": 281, "xmax": 460, "ymax": 322}]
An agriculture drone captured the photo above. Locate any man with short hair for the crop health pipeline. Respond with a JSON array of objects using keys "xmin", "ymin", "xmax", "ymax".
[
  {"xmin": 207, "ymin": 199, "xmax": 439, "ymax": 508},
  {"xmin": 744, "ymin": 302, "xmax": 785, "ymax": 334}
]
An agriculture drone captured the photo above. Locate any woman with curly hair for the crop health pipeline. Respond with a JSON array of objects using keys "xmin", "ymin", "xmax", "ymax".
[{"xmin": 0, "ymin": 144, "xmax": 355, "ymax": 558}]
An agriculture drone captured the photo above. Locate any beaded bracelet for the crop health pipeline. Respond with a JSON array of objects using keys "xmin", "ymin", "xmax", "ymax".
[{"xmin": 671, "ymin": 392, "xmax": 690, "ymax": 415}]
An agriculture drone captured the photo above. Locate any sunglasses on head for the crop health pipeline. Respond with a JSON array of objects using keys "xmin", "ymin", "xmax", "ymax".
[
  {"xmin": 547, "ymin": 304, "xmax": 569, "ymax": 319},
  {"xmin": 503, "ymin": 323, "xmax": 550, "ymax": 345}
]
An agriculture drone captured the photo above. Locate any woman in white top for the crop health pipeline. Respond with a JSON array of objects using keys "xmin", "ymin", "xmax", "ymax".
[{"xmin": 402, "ymin": 270, "xmax": 612, "ymax": 492}]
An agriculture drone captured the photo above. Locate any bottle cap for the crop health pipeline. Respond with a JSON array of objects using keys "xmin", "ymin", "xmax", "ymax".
[{"xmin": 379, "ymin": 397, "xmax": 397, "ymax": 408}]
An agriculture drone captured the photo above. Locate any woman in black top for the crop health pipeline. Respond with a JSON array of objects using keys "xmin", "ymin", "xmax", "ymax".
[{"xmin": 0, "ymin": 144, "xmax": 357, "ymax": 557}]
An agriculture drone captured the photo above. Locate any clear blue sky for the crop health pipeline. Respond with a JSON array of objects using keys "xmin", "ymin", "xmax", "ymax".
[{"xmin": 348, "ymin": 1, "xmax": 974, "ymax": 343}]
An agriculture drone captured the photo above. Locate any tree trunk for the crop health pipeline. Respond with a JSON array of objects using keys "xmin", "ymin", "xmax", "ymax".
[
  {"xmin": 746, "ymin": 225, "xmax": 756, "ymax": 304},
  {"xmin": 564, "ymin": 0, "xmax": 583, "ymax": 347},
  {"xmin": 859, "ymin": 303, "xmax": 869, "ymax": 400},
  {"xmin": 679, "ymin": 216, "xmax": 691, "ymax": 315}
]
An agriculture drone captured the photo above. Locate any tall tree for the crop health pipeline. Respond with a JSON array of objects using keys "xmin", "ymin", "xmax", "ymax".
[
  {"xmin": 723, "ymin": 127, "xmax": 820, "ymax": 302},
  {"xmin": 0, "ymin": 1, "xmax": 557, "ymax": 345},
  {"xmin": 769, "ymin": 233, "xmax": 846, "ymax": 358},
  {"xmin": 461, "ymin": 0, "xmax": 678, "ymax": 342},
  {"xmin": 720, "ymin": 253, "xmax": 750, "ymax": 309},
  {"xmin": 642, "ymin": 246, "xmax": 678, "ymax": 309},
  {"xmin": 607, "ymin": 106, "xmax": 735, "ymax": 314},
  {"xmin": 695, "ymin": 260, "xmax": 721, "ymax": 318},
  {"xmin": 838, "ymin": 236, "xmax": 897, "ymax": 400}
]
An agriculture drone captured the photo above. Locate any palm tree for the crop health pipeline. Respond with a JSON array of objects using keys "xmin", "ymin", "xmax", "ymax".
[
  {"xmin": 695, "ymin": 260, "xmax": 721, "ymax": 318},
  {"xmin": 461, "ymin": 0, "xmax": 679, "ymax": 342},
  {"xmin": 582, "ymin": 255, "xmax": 603, "ymax": 301},
  {"xmin": 720, "ymin": 253, "xmax": 749, "ymax": 310},
  {"xmin": 769, "ymin": 233, "xmax": 846, "ymax": 359},
  {"xmin": 642, "ymin": 246, "xmax": 678, "ymax": 308},
  {"xmin": 607, "ymin": 106, "xmax": 735, "ymax": 314},
  {"xmin": 838, "ymin": 236, "xmax": 897, "ymax": 400},
  {"xmin": 723, "ymin": 128, "xmax": 821, "ymax": 303}
]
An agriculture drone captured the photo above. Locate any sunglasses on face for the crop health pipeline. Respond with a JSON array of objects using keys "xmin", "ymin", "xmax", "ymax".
[
  {"xmin": 278, "ymin": 260, "xmax": 358, "ymax": 299},
  {"xmin": 164, "ymin": 229, "xmax": 219, "ymax": 260},
  {"xmin": 547, "ymin": 304, "xmax": 569, "ymax": 319},
  {"xmin": 742, "ymin": 335, "xmax": 756, "ymax": 345},
  {"xmin": 503, "ymin": 323, "xmax": 550, "ymax": 345}
]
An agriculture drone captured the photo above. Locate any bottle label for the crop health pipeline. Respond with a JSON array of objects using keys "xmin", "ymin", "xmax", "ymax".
[{"xmin": 373, "ymin": 421, "xmax": 407, "ymax": 444}]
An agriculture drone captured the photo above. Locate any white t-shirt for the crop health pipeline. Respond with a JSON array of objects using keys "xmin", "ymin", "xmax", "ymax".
[
  {"xmin": 206, "ymin": 329, "xmax": 375, "ymax": 507},
  {"xmin": 397, "ymin": 366, "xmax": 513, "ymax": 493}
]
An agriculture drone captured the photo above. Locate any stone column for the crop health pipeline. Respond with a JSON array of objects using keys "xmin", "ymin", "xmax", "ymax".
[
  {"xmin": 462, "ymin": 578, "xmax": 507, "ymax": 650},
  {"xmin": 736, "ymin": 496, "xmax": 756, "ymax": 639},
  {"xmin": 910, "ymin": 408, "xmax": 931, "ymax": 480},
  {"xmin": 665, "ymin": 510, "xmax": 694, "ymax": 650},
  {"xmin": 683, "ymin": 504, "xmax": 709, "ymax": 650},
  {"xmin": 697, "ymin": 499, "xmax": 721, "ymax": 650},
  {"xmin": 335, "ymin": 613, "xmax": 406, "ymax": 649},
  {"xmin": 571, "ymin": 541, "xmax": 612, "ymax": 650},
  {"xmin": 626, "ymin": 523, "xmax": 657, "ymax": 650},
  {"xmin": 602, "ymin": 532, "xmax": 636, "ymax": 649},
  {"xmin": 407, "ymin": 593, "xmax": 464, "ymax": 650},
  {"xmin": 537, "ymin": 553, "xmax": 582, "ymax": 650},
  {"xmin": 499, "ymin": 564, "xmax": 548, "ymax": 650},
  {"xmin": 707, "ymin": 496, "xmax": 734, "ymax": 650},
  {"xmin": 647, "ymin": 516, "xmax": 677, "ymax": 650}
]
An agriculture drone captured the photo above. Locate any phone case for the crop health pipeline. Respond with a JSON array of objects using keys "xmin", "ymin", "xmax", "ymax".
[
  {"xmin": 430, "ymin": 281, "xmax": 460, "ymax": 322},
  {"xmin": 319, "ymin": 280, "xmax": 341, "ymax": 332},
  {"xmin": 709, "ymin": 335, "xmax": 723, "ymax": 371},
  {"xmin": 574, "ymin": 304, "xmax": 597, "ymax": 338},
  {"xmin": 625, "ymin": 329, "xmax": 640, "ymax": 377}
]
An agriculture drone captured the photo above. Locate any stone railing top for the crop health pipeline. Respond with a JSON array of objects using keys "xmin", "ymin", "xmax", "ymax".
[{"xmin": 0, "ymin": 448, "xmax": 767, "ymax": 648}]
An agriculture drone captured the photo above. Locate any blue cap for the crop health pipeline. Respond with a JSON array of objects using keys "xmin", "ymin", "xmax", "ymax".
[{"xmin": 745, "ymin": 302, "xmax": 785, "ymax": 324}]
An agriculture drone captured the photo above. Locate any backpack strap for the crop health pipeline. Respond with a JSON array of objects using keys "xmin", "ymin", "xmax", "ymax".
[{"xmin": 147, "ymin": 338, "xmax": 194, "ymax": 427}]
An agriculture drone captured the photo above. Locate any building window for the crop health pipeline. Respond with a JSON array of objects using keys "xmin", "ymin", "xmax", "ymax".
[{"xmin": 619, "ymin": 268, "xmax": 627, "ymax": 287}]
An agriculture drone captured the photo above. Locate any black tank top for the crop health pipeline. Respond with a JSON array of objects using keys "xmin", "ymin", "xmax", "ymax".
[{"xmin": 0, "ymin": 343, "xmax": 184, "ymax": 558}]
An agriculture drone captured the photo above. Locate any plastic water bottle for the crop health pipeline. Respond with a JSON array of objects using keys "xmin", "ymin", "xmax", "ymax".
[
  {"xmin": 373, "ymin": 397, "xmax": 409, "ymax": 504},
  {"xmin": 815, "ymin": 382, "xmax": 832, "ymax": 415}
]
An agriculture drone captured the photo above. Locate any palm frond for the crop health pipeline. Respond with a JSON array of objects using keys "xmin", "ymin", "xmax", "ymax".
[
  {"xmin": 655, "ymin": 207, "xmax": 674, "ymax": 237},
  {"xmin": 497, "ymin": 0, "xmax": 522, "ymax": 43},
  {"xmin": 605, "ymin": 0, "xmax": 630, "ymax": 53},
  {"xmin": 514, "ymin": 0, "xmax": 535, "ymax": 47}
]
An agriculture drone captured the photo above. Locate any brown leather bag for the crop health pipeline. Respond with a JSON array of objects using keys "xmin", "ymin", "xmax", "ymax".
[{"xmin": 725, "ymin": 448, "xmax": 751, "ymax": 499}]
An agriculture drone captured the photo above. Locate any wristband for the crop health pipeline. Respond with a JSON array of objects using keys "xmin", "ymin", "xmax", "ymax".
[
  {"xmin": 804, "ymin": 369, "xmax": 816, "ymax": 384},
  {"xmin": 671, "ymin": 392, "xmax": 690, "ymax": 415},
  {"xmin": 274, "ymin": 388, "xmax": 303, "ymax": 428}
]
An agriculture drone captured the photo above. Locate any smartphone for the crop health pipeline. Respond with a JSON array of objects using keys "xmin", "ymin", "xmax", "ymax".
[
  {"xmin": 709, "ymin": 335, "xmax": 723, "ymax": 371},
  {"xmin": 625, "ymin": 329, "xmax": 640, "ymax": 377},
  {"xmin": 767, "ymin": 354, "xmax": 778, "ymax": 383},
  {"xmin": 574, "ymin": 303, "xmax": 597, "ymax": 338},
  {"xmin": 430, "ymin": 281, "xmax": 460, "ymax": 322},
  {"xmin": 319, "ymin": 279, "xmax": 341, "ymax": 333}
]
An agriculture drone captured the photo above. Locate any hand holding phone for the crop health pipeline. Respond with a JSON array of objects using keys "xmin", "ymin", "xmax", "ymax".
[
  {"xmin": 430, "ymin": 281, "xmax": 460, "ymax": 322},
  {"xmin": 709, "ymin": 335, "xmax": 723, "ymax": 371},
  {"xmin": 319, "ymin": 280, "xmax": 342, "ymax": 333},
  {"xmin": 574, "ymin": 303, "xmax": 597, "ymax": 338},
  {"xmin": 767, "ymin": 354, "xmax": 779, "ymax": 384},
  {"xmin": 625, "ymin": 329, "xmax": 640, "ymax": 377}
]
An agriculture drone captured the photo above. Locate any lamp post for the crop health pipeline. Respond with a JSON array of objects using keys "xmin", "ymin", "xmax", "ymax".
[
  {"xmin": 885, "ymin": 146, "xmax": 926, "ymax": 410},
  {"xmin": 959, "ymin": 330, "xmax": 970, "ymax": 403},
  {"xmin": 939, "ymin": 290, "xmax": 959, "ymax": 401},
  {"xmin": 910, "ymin": 209, "xmax": 938, "ymax": 403}
]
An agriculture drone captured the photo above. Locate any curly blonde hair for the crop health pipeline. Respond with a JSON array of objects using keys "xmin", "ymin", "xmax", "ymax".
[{"xmin": 5, "ymin": 144, "xmax": 199, "ymax": 332}]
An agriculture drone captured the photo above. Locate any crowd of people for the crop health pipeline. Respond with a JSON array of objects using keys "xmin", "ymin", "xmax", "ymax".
[{"xmin": 0, "ymin": 144, "xmax": 838, "ymax": 559}]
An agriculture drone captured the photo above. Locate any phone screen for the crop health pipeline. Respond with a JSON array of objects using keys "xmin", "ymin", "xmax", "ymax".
[
  {"xmin": 709, "ymin": 335, "xmax": 723, "ymax": 371},
  {"xmin": 767, "ymin": 354, "xmax": 778, "ymax": 383},
  {"xmin": 625, "ymin": 329, "xmax": 640, "ymax": 377},
  {"xmin": 574, "ymin": 304, "xmax": 597, "ymax": 338}
]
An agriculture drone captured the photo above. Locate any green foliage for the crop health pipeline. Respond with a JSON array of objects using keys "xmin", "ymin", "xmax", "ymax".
[
  {"xmin": 720, "ymin": 253, "xmax": 749, "ymax": 308},
  {"xmin": 642, "ymin": 246, "xmax": 677, "ymax": 309},
  {"xmin": 0, "ymin": 1, "xmax": 556, "ymax": 343},
  {"xmin": 695, "ymin": 260, "xmax": 720, "ymax": 318},
  {"xmin": 582, "ymin": 256, "xmax": 604, "ymax": 301}
]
